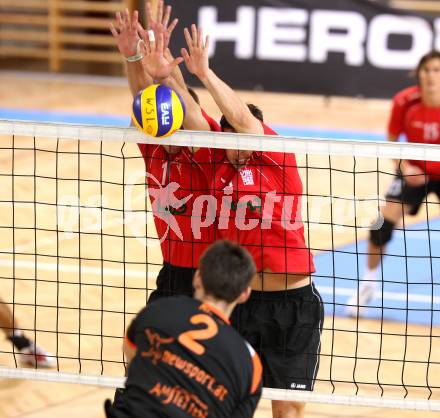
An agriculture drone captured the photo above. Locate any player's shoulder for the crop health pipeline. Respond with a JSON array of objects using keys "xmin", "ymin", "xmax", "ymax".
[
  {"xmin": 216, "ymin": 328, "xmax": 262, "ymax": 391},
  {"xmin": 207, "ymin": 312, "xmax": 252, "ymax": 356},
  {"xmin": 261, "ymin": 121, "xmax": 278, "ymax": 136},
  {"xmin": 259, "ymin": 123, "xmax": 297, "ymax": 168},
  {"xmin": 258, "ymin": 149, "xmax": 297, "ymax": 174},
  {"xmin": 201, "ymin": 108, "xmax": 221, "ymax": 132},
  {"xmin": 192, "ymin": 146, "xmax": 226, "ymax": 165},
  {"xmin": 138, "ymin": 143, "xmax": 165, "ymax": 160},
  {"xmin": 393, "ymin": 85, "xmax": 421, "ymax": 107}
]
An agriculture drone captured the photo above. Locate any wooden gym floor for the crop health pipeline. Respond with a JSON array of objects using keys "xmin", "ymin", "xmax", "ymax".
[{"xmin": 0, "ymin": 72, "xmax": 439, "ymax": 418}]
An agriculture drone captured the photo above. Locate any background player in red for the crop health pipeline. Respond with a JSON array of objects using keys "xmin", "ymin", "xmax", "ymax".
[
  {"xmin": 104, "ymin": 240, "xmax": 262, "ymax": 418},
  {"xmin": 347, "ymin": 50, "xmax": 440, "ymax": 317},
  {"xmin": 181, "ymin": 24, "xmax": 324, "ymax": 418},
  {"xmin": 110, "ymin": 3, "xmax": 219, "ymax": 300}
]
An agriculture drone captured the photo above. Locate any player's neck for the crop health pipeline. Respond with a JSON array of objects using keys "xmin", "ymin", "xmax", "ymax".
[
  {"xmin": 198, "ymin": 295, "xmax": 234, "ymax": 320},
  {"xmin": 422, "ymin": 91, "xmax": 440, "ymax": 107}
]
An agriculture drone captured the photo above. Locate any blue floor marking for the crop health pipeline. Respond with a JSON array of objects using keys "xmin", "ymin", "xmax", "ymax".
[
  {"xmin": 313, "ymin": 217, "xmax": 440, "ymax": 325},
  {"xmin": 0, "ymin": 108, "xmax": 130, "ymax": 126},
  {"xmin": 0, "ymin": 108, "xmax": 386, "ymax": 141},
  {"xmin": 5, "ymin": 107, "xmax": 437, "ymax": 325},
  {"xmin": 272, "ymin": 124, "xmax": 385, "ymax": 141}
]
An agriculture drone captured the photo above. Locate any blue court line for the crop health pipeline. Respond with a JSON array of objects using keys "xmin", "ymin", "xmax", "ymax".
[
  {"xmin": 0, "ymin": 108, "xmax": 386, "ymax": 141},
  {"xmin": 0, "ymin": 108, "xmax": 130, "ymax": 126},
  {"xmin": 272, "ymin": 124, "xmax": 385, "ymax": 141},
  {"xmin": 313, "ymin": 217, "xmax": 440, "ymax": 326}
]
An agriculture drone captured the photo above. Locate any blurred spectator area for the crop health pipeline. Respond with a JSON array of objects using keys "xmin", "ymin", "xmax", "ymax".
[
  {"xmin": 0, "ymin": 0, "xmax": 438, "ymax": 75},
  {"xmin": 0, "ymin": 0, "xmax": 142, "ymax": 74}
]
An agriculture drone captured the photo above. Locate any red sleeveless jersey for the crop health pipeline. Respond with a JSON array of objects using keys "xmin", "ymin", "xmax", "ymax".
[
  {"xmin": 388, "ymin": 85, "xmax": 440, "ymax": 176},
  {"xmin": 193, "ymin": 123, "xmax": 315, "ymax": 274},
  {"xmin": 137, "ymin": 111, "xmax": 221, "ymax": 268}
]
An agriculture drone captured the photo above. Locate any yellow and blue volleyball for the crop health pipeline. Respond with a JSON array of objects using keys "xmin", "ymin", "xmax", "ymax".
[{"xmin": 132, "ymin": 84, "xmax": 185, "ymax": 138}]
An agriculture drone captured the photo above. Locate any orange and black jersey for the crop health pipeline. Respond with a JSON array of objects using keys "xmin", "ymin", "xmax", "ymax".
[{"xmin": 109, "ymin": 296, "xmax": 262, "ymax": 418}]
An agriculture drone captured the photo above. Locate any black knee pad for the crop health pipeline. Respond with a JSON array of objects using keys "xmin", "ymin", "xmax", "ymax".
[{"xmin": 369, "ymin": 218, "xmax": 395, "ymax": 247}]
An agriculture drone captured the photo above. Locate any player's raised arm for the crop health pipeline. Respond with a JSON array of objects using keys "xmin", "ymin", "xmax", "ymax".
[
  {"xmin": 140, "ymin": 2, "xmax": 214, "ymax": 132},
  {"xmin": 387, "ymin": 93, "xmax": 427, "ymax": 187},
  {"xmin": 110, "ymin": 9, "xmax": 153, "ymax": 97},
  {"xmin": 144, "ymin": 1, "xmax": 184, "ymax": 84},
  {"xmin": 182, "ymin": 24, "xmax": 263, "ymax": 135},
  {"xmin": 138, "ymin": 31, "xmax": 183, "ymax": 80}
]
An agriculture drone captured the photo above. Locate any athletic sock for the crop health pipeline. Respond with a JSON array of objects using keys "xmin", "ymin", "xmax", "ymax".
[
  {"xmin": 362, "ymin": 268, "xmax": 378, "ymax": 285},
  {"xmin": 6, "ymin": 330, "xmax": 32, "ymax": 350}
]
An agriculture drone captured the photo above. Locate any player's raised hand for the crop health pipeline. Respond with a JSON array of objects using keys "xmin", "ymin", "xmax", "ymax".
[
  {"xmin": 181, "ymin": 24, "xmax": 210, "ymax": 80},
  {"xmin": 144, "ymin": 0, "xmax": 178, "ymax": 51},
  {"xmin": 109, "ymin": 9, "xmax": 141, "ymax": 59},
  {"xmin": 140, "ymin": 31, "xmax": 183, "ymax": 81}
]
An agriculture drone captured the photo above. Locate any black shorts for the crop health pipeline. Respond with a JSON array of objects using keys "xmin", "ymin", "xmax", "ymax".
[
  {"xmin": 385, "ymin": 175, "xmax": 440, "ymax": 216},
  {"xmin": 148, "ymin": 262, "xmax": 196, "ymax": 303},
  {"xmin": 230, "ymin": 283, "xmax": 324, "ymax": 390}
]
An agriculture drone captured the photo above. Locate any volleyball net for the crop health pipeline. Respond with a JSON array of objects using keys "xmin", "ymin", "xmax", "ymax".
[{"xmin": 0, "ymin": 119, "xmax": 439, "ymax": 411}]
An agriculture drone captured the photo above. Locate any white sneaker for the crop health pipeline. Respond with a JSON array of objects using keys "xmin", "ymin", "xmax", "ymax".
[
  {"xmin": 346, "ymin": 281, "xmax": 377, "ymax": 318},
  {"xmin": 19, "ymin": 344, "xmax": 55, "ymax": 368}
]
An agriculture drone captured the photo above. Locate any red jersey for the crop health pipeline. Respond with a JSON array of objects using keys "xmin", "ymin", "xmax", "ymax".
[
  {"xmin": 193, "ymin": 123, "xmax": 315, "ymax": 274},
  {"xmin": 388, "ymin": 85, "xmax": 440, "ymax": 176},
  {"xmin": 138, "ymin": 111, "xmax": 221, "ymax": 268}
]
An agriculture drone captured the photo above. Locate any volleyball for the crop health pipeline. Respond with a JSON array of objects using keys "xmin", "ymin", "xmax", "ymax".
[{"xmin": 132, "ymin": 84, "xmax": 185, "ymax": 138}]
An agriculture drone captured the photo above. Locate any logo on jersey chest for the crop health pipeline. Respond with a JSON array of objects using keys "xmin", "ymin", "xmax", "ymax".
[{"xmin": 239, "ymin": 168, "xmax": 254, "ymax": 185}]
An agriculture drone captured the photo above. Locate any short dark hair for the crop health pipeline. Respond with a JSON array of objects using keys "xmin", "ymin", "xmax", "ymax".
[
  {"xmin": 187, "ymin": 85, "xmax": 200, "ymax": 105},
  {"xmin": 415, "ymin": 50, "xmax": 440, "ymax": 83},
  {"xmin": 199, "ymin": 240, "xmax": 256, "ymax": 303},
  {"xmin": 220, "ymin": 103, "xmax": 263, "ymax": 131}
]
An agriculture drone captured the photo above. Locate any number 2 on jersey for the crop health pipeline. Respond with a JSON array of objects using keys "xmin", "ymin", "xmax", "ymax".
[{"xmin": 178, "ymin": 314, "xmax": 218, "ymax": 355}]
